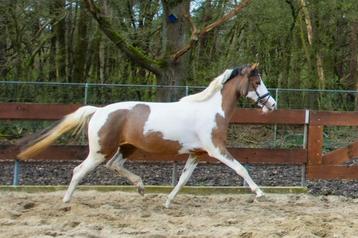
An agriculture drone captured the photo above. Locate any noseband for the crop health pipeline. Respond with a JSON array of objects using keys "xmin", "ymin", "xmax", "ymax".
[
  {"xmin": 253, "ymin": 73, "xmax": 272, "ymax": 108},
  {"xmin": 255, "ymin": 90, "xmax": 271, "ymax": 107}
]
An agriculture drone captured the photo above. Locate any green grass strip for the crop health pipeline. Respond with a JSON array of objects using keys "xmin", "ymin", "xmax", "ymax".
[{"xmin": 0, "ymin": 185, "xmax": 307, "ymax": 194}]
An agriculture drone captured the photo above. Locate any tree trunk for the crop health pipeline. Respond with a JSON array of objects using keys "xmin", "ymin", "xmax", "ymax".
[
  {"xmin": 281, "ymin": 11, "xmax": 295, "ymax": 88},
  {"xmin": 158, "ymin": 63, "xmax": 187, "ymax": 101},
  {"xmin": 98, "ymin": 32, "xmax": 106, "ymax": 84},
  {"xmin": 299, "ymin": 0, "xmax": 325, "ymax": 89},
  {"xmin": 349, "ymin": 21, "xmax": 358, "ymax": 110},
  {"xmin": 334, "ymin": 14, "xmax": 347, "ymax": 81},
  {"xmin": 48, "ymin": 32, "xmax": 57, "ymax": 81},
  {"xmin": 66, "ymin": 1, "xmax": 78, "ymax": 82},
  {"xmin": 54, "ymin": 0, "xmax": 67, "ymax": 81},
  {"xmin": 159, "ymin": 0, "xmax": 191, "ymax": 101},
  {"xmin": 0, "ymin": 11, "xmax": 7, "ymax": 78},
  {"xmin": 48, "ymin": 2, "xmax": 57, "ymax": 81},
  {"xmin": 98, "ymin": 0, "xmax": 108, "ymax": 84},
  {"xmin": 72, "ymin": 0, "xmax": 89, "ymax": 83}
]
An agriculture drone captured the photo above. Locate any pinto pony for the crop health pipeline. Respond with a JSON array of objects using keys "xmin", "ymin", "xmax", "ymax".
[{"xmin": 18, "ymin": 64, "xmax": 276, "ymax": 208}]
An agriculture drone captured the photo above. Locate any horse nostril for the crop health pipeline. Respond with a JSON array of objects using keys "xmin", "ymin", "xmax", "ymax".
[{"xmin": 272, "ymin": 103, "xmax": 276, "ymax": 109}]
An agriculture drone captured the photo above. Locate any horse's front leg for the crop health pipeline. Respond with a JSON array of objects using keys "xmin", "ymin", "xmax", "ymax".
[
  {"xmin": 165, "ymin": 154, "xmax": 198, "ymax": 208},
  {"xmin": 207, "ymin": 147, "xmax": 264, "ymax": 198}
]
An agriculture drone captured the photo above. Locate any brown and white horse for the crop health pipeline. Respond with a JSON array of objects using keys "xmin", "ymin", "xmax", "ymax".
[{"xmin": 18, "ymin": 64, "xmax": 276, "ymax": 208}]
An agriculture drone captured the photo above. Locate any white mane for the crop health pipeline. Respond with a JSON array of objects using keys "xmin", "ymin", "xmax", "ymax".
[{"xmin": 180, "ymin": 69, "xmax": 234, "ymax": 102}]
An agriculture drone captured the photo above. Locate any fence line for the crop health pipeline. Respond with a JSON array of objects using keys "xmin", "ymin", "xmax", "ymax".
[
  {"xmin": 1, "ymin": 103, "xmax": 357, "ymax": 185},
  {"xmin": 1, "ymin": 80, "xmax": 357, "ymax": 112},
  {"xmin": 1, "ymin": 80, "xmax": 358, "ymax": 93},
  {"xmin": 0, "ymin": 80, "xmax": 357, "ymax": 186}
]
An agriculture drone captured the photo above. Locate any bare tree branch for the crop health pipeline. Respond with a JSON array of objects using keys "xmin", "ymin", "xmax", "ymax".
[
  {"xmin": 172, "ymin": 0, "xmax": 252, "ymax": 62},
  {"xmin": 83, "ymin": 0, "xmax": 163, "ymax": 75}
]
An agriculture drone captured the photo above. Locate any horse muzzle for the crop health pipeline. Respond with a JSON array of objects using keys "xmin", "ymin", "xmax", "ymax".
[{"xmin": 258, "ymin": 97, "xmax": 276, "ymax": 113}]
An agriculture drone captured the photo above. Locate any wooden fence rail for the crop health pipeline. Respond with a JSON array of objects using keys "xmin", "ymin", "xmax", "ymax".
[
  {"xmin": 0, "ymin": 145, "xmax": 307, "ymax": 165},
  {"xmin": 0, "ymin": 103, "xmax": 358, "ymax": 180}
]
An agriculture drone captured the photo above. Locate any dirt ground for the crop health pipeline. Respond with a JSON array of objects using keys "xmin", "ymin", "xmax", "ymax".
[{"xmin": 0, "ymin": 191, "xmax": 357, "ymax": 238}]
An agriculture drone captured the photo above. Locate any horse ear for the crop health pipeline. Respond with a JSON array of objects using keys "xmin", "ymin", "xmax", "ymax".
[
  {"xmin": 250, "ymin": 63, "xmax": 259, "ymax": 71},
  {"xmin": 241, "ymin": 63, "xmax": 259, "ymax": 75}
]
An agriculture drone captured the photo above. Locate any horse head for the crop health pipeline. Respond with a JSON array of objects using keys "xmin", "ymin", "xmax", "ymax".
[{"xmin": 236, "ymin": 63, "xmax": 276, "ymax": 112}]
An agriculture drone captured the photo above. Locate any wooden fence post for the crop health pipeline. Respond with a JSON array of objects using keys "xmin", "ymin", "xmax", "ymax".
[{"xmin": 306, "ymin": 125, "xmax": 323, "ymax": 179}]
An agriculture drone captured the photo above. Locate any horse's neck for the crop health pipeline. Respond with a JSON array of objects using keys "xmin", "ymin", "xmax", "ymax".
[{"xmin": 220, "ymin": 79, "xmax": 239, "ymax": 122}]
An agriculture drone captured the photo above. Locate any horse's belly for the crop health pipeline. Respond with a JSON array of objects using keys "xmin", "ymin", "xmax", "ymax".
[{"xmin": 133, "ymin": 129, "xmax": 201, "ymax": 155}]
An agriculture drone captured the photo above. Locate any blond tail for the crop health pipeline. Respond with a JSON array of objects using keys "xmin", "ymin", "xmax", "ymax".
[{"xmin": 17, "ymin": 106, "xmax": 98, "ymax": 160}]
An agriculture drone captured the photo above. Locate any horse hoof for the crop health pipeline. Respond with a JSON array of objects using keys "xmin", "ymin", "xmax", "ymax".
[
  {"xmin": 254, "ymin": 194, "xmax": 268, "ymax": 202},
  {"xmin": 164, "ymin": 201, "xmax": 171, "ymax": 209},
  {"xmin": 245, "ymin": 197, "xmax": 255, "ymax": 203},
  {"xmin": 138, "ymin": 187, "xmax": 145, "ymax": 196},
  {"xmin": 63, "ymin": 197, "xmax": 70, "ymax": 203},
  {"xmin": 255, "ymin": 189, "xmax": 265, "ymax": 198}
]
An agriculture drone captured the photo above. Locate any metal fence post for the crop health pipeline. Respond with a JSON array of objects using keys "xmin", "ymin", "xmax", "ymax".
[
  {"xmin": 84, "ymin": 82, "xmax": 89, "ymax": 105},
  {"xmin": 12, "ymin": 160, "xmax": 20, "ymax": 186},
  {"xmin": 301, "ymin": 109, "xmax": 310, "ymax": 186},
  {"xmin": 273, "ymin": 88, "xmax": 279, "ymax": 147},
  {"xmin": 80, "ymin": 82, "xmax": 90, "ymax": 144}
]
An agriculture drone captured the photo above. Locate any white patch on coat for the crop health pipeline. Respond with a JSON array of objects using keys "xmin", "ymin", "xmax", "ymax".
[{"xmin": 144, "ymin": 91, "xmax": 225, "ymax": 154}]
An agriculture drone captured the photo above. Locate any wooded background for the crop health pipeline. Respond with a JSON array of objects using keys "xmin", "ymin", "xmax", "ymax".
[{"xmin": 0, "ymin": 0, "xmax": 357, "ymax": 97}]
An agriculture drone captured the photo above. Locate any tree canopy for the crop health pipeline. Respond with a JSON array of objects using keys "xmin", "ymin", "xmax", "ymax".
[{"xmin": 0, "ymin": 0, "xmax": 357, "ymax": 94}]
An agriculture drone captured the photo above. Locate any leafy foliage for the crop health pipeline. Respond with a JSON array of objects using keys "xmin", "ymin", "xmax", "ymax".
[{"xmin": 0, "ymin": 0, "xmax": 357, "ymax": 96}]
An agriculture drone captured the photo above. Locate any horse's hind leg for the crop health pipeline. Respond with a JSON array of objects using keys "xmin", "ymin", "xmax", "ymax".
[
  {"xmin": 63, "ymin": 152, "xmax": 105, "ymax": 203},
  {"xmin": 106, "ymin": 150, "xmax": 145, "ymax": 196},
  {"xmin": 165, "ymin": 154, "xmax": 198, "ymax": 208}
]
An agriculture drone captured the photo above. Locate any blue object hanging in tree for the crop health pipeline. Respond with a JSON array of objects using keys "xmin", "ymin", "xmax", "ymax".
[{"xmin": 168, "ymin": 14, "xmax": 177, "ymax": 23}]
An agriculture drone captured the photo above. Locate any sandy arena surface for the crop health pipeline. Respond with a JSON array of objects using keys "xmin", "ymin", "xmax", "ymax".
[{"xmin": 0, "ymin": 190, "xmax": 357, "ymax": 238}]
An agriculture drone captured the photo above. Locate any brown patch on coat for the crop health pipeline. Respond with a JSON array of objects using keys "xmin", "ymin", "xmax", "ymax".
[
  {"xmin": 97, "ymin": 109, "xmax": 129, "ymax": 159},
  {"xmin": 135, "ymin": 131, "xmax": 182, "ymax": 154},
  {"xmin": 124, "ymin": 105, "xmax": 182, "ymax": 154},
  {"xmin": 121, "ymin": 104, "xmax": 182, "ymax": 155},
  {"xmin": 98, "ymin": 104, "xmax": 183, "ymax": 160},
  {"xmin": 211, "ymin": 113, "xmax": 228, "ymax": 149},
  {"xmin": 189, "ymin": 148, "xmax": 208, "ymax": 161},
  {"xmin": 221, "ymin": 77, "xmax": 241, "ymax": 122},
  {"xmin": 210, "ymin": 113, "xmax": 233, "ymax": 159},
  {"xmin": 120, "ymin": 144, "xmax": 137, "ymax": 158},
  {"xmin": 189, "ymin": 148, "xmax": 206, "ymax": 156}
]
